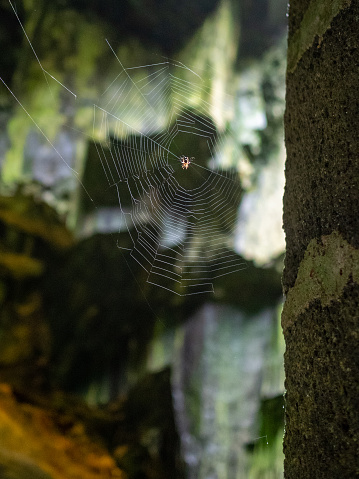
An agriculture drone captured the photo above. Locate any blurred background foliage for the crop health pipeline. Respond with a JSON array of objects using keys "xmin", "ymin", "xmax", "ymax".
[{"xmin": 0, "ymin": 0, "xmax": 287, "ymax": 478}]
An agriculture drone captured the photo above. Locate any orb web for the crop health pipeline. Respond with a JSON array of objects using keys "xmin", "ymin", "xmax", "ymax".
[
  {"xmin": 0, "ymin": 2, "xmax": 246, "ymax": 297},
  {"xmin": 92, "ymin": 55, "xmax": 245, "ymax": 296}
]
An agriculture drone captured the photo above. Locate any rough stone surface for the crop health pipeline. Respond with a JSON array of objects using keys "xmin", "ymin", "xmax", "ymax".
[
  {"xmin": 284, "ymin": 1, "xmax": 359, "ymax": 293},
  {"xmin": 284, "ymin": 283, "xmax": 359, "ymax": 478},
  {"xmin": 283, "ymin": 1, "xmax": 359, "ymax": 477}
]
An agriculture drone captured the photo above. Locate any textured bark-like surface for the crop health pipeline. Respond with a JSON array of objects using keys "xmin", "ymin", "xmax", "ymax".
[
  {"xmin": 284, "ymin": 283, "xmax": 359, "ymax": 478},
  {"xmin": 284, "ymin": 0, "xmax": 359, "ymax": 292},
  {"xmin": 283, "ymin": 0, "xmax": 359, "ymax": 477}
]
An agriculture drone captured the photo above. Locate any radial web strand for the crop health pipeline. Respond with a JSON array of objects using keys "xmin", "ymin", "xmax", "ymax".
[{"xmin": 91, "ymin": 55, "xmax": 245, "ymax": 296}]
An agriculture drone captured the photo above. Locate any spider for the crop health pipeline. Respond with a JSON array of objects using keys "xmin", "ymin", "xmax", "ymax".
[{"xmin": 180, "ymin": 155, "xmax": 194, "ymax": 170}]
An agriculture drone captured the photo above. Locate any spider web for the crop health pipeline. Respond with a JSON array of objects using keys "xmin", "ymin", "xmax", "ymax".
[
  {"xmin": 0, "ymin": 0, "xmax": 245, "ymax": 296},
  {"xmin": 91, "ymin": 54, "xmax": 245, "ymax": 296}
]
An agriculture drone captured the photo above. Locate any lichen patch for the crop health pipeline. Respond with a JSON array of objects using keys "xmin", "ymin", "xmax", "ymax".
[
  {"xmin": 282, "ymin": 230, "xmax": 359, "ymax": 331},
  {"xmin": 287, "ymin": 0, "xmax": 352, "ymax": 73}
]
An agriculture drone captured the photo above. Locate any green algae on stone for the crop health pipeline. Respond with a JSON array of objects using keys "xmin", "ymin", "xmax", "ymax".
[
  {"xmin": 2, "ymin": 114, "xmax": 30, "ymax": 183},
  {"xmin": 287, "ymin": 0, "xmax": 352, "ymax": 73},
  {"xmin": 179, "ymin": 0, "xmax": 239, "ymax": 129},
  {"xmin": 3, "ymin": 70, "xmax": 64, "ymax": 184},
  {"xmin": 282, "ymin": 231, "xmax": 359, "ymax": 331}
]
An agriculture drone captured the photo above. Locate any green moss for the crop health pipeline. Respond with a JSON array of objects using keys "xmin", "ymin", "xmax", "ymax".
[
  {"xmin": 73, "ymin": 21, "xmax": 108, "ymax": 100},
  {"xmin": 287, "ymin": 0, "xmax": 352, "ymax": 73},
  {"xmin": 179, "ymin": 0, "xmax": 239, "ymax": 128},
  {"xmin": 282, "ymin": 231, "xmax": 359, "ymax": 331},
  {"xmin": 3, "ymin": 72, "xmax": 63, "ymax": 184},
  {"xmin": 2, "ymin": 115, "xmax": 29, "ymax": 183},
  {"xmin": 2, "ymin": 8, "xmax": 108, "ymax": 186},
  {"xmin": 28, "ymin": 78, "xmax": 64, "ymax": 139}
]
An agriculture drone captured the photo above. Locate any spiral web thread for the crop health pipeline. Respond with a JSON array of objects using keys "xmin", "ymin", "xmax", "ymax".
[
  {"xmin": 93, "ymin": 56, "xmax": 245, "ymax": 296},
  {"xmin": 0, "ymin": 1, "xmax": 245, "ymax": 296}
]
